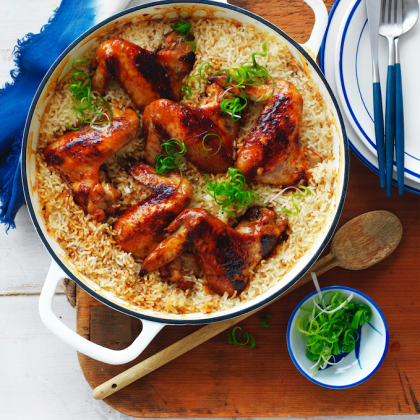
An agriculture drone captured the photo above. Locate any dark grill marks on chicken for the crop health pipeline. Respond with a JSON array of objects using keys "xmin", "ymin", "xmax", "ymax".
[
  {"xmin": 91, "ymin": 33, "xmax": 196, "ymax": 111},
  {"xmin": 242, "ymin": 88, "xmax": 307, "ymax": 184},
  {"xmin": 247, "ymin": 96, "xmax": 294, "ymax": 176},
  {"xmin": 114, "ymin": 161, "xmax": 193, "ymax": 261},
  {"xmin": 131, "ymin": 49, "xmax": 174, "ymax": 100},
  {"xmin": 140, "ymin": 207, "xmax": 287, "ymax": 296},
  {"xmin": 209, "ymin": 75, "xmax": 321, "ymax": 186},
  {"xmin": 143, "ymin": 83, "xmax": 240, "ymax": 174},
  {"xmin": 43, "ymin": 107, "xmax": 140, "ymax": 221}
]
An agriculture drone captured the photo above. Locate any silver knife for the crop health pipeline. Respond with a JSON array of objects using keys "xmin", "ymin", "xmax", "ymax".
[{"xmin": 366, "ymin": 0, "xmax": 386, "ymax": 189}]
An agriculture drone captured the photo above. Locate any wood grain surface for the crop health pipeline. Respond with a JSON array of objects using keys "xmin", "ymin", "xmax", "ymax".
[
  {"xmin": 76, "ymin": 161, "xmax": 420, "ymax": 415},
  {"xmin": 90, "ymin": 209, "xmax": 403, "ymax": 401},
  {"xmin": 76, "ymin": 136, "xmax": 420, "ymax": 418},
  {"xmin": 76, "ymin": 0, "xmax": 420, "ymax": 417}
]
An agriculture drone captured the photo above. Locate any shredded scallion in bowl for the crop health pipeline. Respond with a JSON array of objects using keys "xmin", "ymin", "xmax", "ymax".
[{"xmin": 297, "ymin": 290, "xmax": 372, "ymax": 375}]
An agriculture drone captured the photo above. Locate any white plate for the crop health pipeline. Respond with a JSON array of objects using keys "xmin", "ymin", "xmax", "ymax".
[
  {"xmin": 335, "ymin": 0, "xmax": 420, "ymax": 183},
  {"xmin": 319, "ymin": 0, "xmax": 420, "ymax": 194}
]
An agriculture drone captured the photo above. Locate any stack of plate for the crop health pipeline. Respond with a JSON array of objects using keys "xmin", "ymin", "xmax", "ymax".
[{"xmin": 320, "ymin": 0, "xmax": 420, "ymax": 194}]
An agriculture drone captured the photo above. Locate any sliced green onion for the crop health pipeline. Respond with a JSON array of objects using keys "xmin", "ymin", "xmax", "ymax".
[
  {"xmin": 247, "ymin": 333, "xmax": 256, "ymax": 349},
  {"xmin": 260, "ymin": 314, "xmax": 272, "ymax": 328},
  {"xmin": 242, "ymin": 332, "xmax": 250, "ymax": 346},
  {"xmin": 181, "ymin": 62, "xmax": 211, "ymax": 98},
  {"xmin": 173, "ymin": 19, "xmax": 196, "ymax": 52},
  {"xmin": 220, "ymin": 94, "xmax": 248, "ymax": 122},
  {"xmin": 67, "ymin": 59, "xmax": 113, "ymax": 130},
  {"xmin": 211, "ymin": 68, "xmax": 230, "ymax": 88},
  {"xmin": 155, "ymin": 138, "xmax": 187, "ymax": 184},
  {"xmin": 210, "ymin": 43, "xmax": 275, "ymax": 121},
  {"xmin": 281, "ymin": 186, "xmax": 312, "ymax": 216},
  {"xmin": 228, "ymin": 327, "xmax": 256, "ymax": 348},
  {"xmin": 196, "ymin": 133, "xmax": 222, "ymax": 157},
  {"xmin": 231, "ymin": 327, "xmax": 241, "ymax": 346},
  {"xmin": 297, "ymin": 291, "xmax": 373, "ymax": 375},
  {"xmin": 351, "ymin": 306, "xmax": 372, "ymax": 329},
  {"xmin": 182, "ymin": 75, "xmax": 201, "ymax": 98},
  {"xmin": 173, "ymin": 20, "xmax": 190, "ymax": 33},
  {"xmin": 205, "ymin": 168, "xmax": 264, "ymax": 217},
  {"xmin": 198, "ymin": 61, "xmax": 211, "ymax": 80},
  {"xmin": 251, "ymin": 42, "xmax": 268, "ymax": 68}
]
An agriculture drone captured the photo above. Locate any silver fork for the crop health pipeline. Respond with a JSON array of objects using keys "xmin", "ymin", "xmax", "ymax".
[{"xmin": 379, "ymin": 0, "xmax": 403, "ymax": 198}]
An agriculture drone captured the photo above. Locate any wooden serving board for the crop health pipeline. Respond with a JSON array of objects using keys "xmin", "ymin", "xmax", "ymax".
[
  {"xmin": 76, "ymin": 1, "xmax": 420, "ymax": 417},
  {"xmin": 77, "ymin": 152, "xmax": 420, "ymax": 419}
]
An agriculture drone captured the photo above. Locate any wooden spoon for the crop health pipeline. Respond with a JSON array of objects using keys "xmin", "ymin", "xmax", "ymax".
[{"xmin": 92, "ymin": 210, "xmax": 402, "ymax": 400}]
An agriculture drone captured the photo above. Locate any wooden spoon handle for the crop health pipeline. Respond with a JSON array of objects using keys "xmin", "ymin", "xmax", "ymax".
[{"xmin": 92, "ymin": 252, "xmax": 337, "ymax": 400}]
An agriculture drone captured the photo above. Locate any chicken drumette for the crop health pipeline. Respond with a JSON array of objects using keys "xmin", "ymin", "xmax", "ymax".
[
  {"xmin": 91, "ymin": 33, "xmax": 195, "ymax": 111},
  {"xmin": 209, "ymin": 76, "xmax": 321, "ymax": 186},
  {"xmin": 43, "ymin": 107, "xmax": 140, "ymax": 221},
  {"xmin": 140, "ymin": 207, "xmax": 287, "ymax": 296},
  {"xmin": 143, "ymin": 83, "xmax": 240, "ymax": 174},
  {"xmin": 114, "ymin": 161, "xmax": 193, "ymax": 260}
]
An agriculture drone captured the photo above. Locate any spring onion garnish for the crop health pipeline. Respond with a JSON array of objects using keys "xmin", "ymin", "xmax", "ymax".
[
  {"xmin": 228, "ymin": 327, "xmax": 256, "ymax": 349},
  {"xmin": 297, "ymin": 290, "xmax": 372, "ymax": 375},
  {"xmin": 196, "ymin": 133, "xmax": 222, "ymax": 157},
  {"xmin": 211, "ymin": 43, "xmax": 275, "ymax": 121},
  {"xmin": 67, "ymin": 59, "xmax": 113, "ymax": 130},
  {"xmin": 173, "ymin": 19, "xmax": 196, "ymax": 52},
  {"xmin": 205, "ymin": 168, "xmax": 264, "ymax": 217},
  {"xmin": 182, "ymin": 75, "xmax": 201, "ymax": 98},
  {"xmin": 198, "ymin": 61, "xmax": 211, "ymax": 80},
  {"xmin": 281, "ymin": 186, "xmax": 312, "ymax": 216},
  {"xmin": 260, "ymin": 314, "xmax": 272, "ymax": 328},
  {"xmin": 212, "ymin": 43, "xmax": 273, "ymax": 92},
  {"xmin": 220, "ymin": 94, "xmax": 248, "ymax": 122},
  {"xmin": 181, "ymin": 61, "xmax": 211, "ymax": 98},
  {"xmin": 155, "ymin": 138, "xmax": 187, "ymax": 182}
]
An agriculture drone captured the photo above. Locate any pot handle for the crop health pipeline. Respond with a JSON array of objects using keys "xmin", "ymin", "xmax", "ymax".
[
  {"xmin": 39, "ymin": 261, "xmax": 165, "ymax": 365},
  {"xmin": 173, "ymin": 0, "xmax": 326, "ymax": 55},
  {"xmin": 301, "ymin": 0, "xmax": 328, "ymax": 57}
]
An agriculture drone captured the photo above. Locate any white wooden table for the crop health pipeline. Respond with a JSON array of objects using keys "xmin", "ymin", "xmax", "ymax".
[{"xmin": 1, "ymin": 1, "xmax": 419, "ymax": 419}]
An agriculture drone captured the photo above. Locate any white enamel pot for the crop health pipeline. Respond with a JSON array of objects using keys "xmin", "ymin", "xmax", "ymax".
[{"xmin": 21, "ymin": 0, "xmax": 349, "ymax": 365}]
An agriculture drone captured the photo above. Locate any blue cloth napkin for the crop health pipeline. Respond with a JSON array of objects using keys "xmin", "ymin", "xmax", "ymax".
[{"xmin": 0, "ymin": 0, "xmax": 136, "ymax": 231}]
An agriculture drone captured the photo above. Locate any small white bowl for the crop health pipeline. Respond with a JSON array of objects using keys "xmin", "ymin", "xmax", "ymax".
[{"xmin": 287, "ymin": 286, "xmax": 388, "ymax": 388}]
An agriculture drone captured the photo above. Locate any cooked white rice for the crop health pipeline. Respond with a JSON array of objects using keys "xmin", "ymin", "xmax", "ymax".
[{"xmin": 35, "ymin": 16, "xmax": 337, "ymax": 315}]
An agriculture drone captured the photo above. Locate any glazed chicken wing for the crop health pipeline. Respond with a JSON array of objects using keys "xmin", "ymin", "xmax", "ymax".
[
  {"xmin": 140, "ymin": 207, "xmax": 287, "ymax": 296},
  {"xmin": 114, "ymin": 161, "xmax": 193, "ymax": 260},
  {"xmin": 43, "ymin": 107, "xmax": 140, "ymax": 221},
  {"xmin": 210, "ymin": 76, "xmax": 321, "ymax": 186},
  {"xmin": 91, "ymin": 33, "xmax": 195, "ymax": 111},
  {"xmin": 143, "ymin": 83, "xmax": 240, "ymax": 174}
]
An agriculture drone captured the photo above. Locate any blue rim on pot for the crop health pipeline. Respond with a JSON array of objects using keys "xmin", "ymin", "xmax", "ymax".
[{"xmin": 20, "ymin": 0, "xmax": 350, "ymax": 364}]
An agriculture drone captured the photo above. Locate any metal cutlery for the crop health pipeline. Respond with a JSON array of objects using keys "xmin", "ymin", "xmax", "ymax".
[
  {"xmin": 366, "ymin": 0, "xmax": 386, "ymax": 189},
  {"xmin": 379, "ymin": 0, "xmax": 403, "ymax": 198},
  {"xmin": 394, "ymin": 0, "xmax": 419, "ymax": 195}
]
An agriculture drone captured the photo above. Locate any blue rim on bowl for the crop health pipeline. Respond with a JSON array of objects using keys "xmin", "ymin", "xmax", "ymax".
[{"xmin": 286, "ymin": 286, "xmax": 389, "ymax": 389}]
